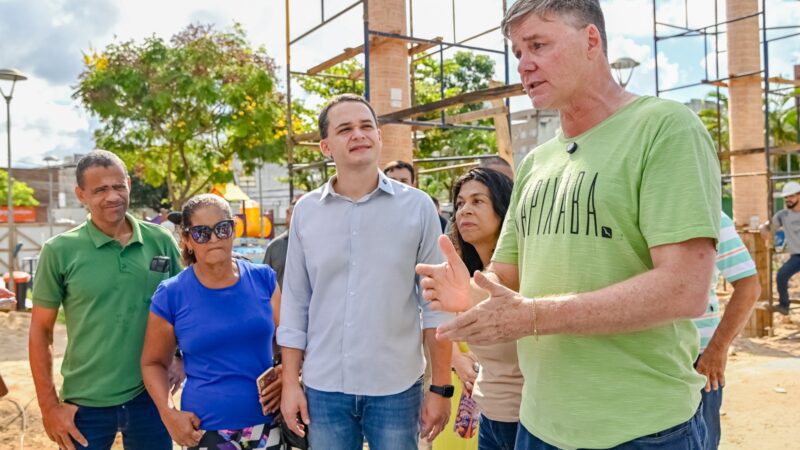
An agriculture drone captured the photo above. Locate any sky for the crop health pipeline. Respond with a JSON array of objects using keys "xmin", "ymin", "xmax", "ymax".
[{"xmin": 0, "ymin": 0, "xmax": 798, "ymax": 168}]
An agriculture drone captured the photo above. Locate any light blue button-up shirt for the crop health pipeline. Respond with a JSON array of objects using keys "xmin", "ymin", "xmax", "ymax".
[{"xmin": 277, "ymin": 171, "xmax": 451, "ymax": 396}]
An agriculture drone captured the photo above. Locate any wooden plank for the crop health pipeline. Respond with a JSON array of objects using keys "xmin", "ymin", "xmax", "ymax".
[
  {"xmin": 719, "ymin": 143, "xmax": 800, "ymax": 158},
  {"xmin": 417, "ymin": 161, "xmax": 479, "ymax": 174},
  {"xmin": 349, "ymin": 69, "xmax": 365, "ymax": 80},
  {"xmin": 292, "ymin": 131, "xmax": 320, "ymax": 143},
  {"xmin": 307, "ymin": 45, "xmax": 364, "ymax": 75},
  {"xmin": 739, "ymin": 231, "xmax": 772, "ymax": 338},
  {"xmin": 446, "ymin": 106, "xmax": 508, "ymax": 125},
  {"xmin": 702, "ymin": 79, "xmax": 728, "ymax": 88},
  {"xmin": 380, "ymin": 83, "xmax": 525, "ymax": 121},
  {"xmin": 489, "ymin": 81, "xmax": 514, "ymax": 172},
  {"xmin": 408, "ymin": 37, "xmax": 443, "ymax": 57},
  {"xmin": 768, "ymin": 76, "xmax": 800, "ymax": 86}
]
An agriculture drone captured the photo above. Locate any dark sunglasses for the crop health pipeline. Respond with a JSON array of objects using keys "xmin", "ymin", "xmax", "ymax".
[{"xmin": 187, "ymin": 219, "xmax": 235, "ymax": 244}]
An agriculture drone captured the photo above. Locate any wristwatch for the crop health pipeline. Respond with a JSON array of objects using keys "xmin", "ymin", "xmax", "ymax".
[{"xmin": 429, "ymin": 384, "xmax": 455, "ymax": 398}]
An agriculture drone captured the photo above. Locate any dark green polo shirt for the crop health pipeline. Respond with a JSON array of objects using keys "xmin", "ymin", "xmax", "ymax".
[{"xmin": 33, "ymin": 213, "xmax": 182, "ymax": 406}]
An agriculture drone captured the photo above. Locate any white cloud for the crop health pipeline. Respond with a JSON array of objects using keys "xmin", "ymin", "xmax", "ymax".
[{"xmin": 2, "ymin": 0, "xmax": 796, "ymax": 167}]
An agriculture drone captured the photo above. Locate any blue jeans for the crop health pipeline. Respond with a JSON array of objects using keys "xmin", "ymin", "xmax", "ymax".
[
  {"xmin": 777, "ymin": 254, "xmax": 800, "ymax": 307},
  {"xmin": 67, "ymin": 390, "xmax": 171, "ymax": 450},
  {"xmin": 478, "ymin": 415, "xmax": 518, "ymax": 450},
  {"xmin": 700, "ymin": 387, "xmax": 722, "ymax": 450},
  {"xmin": 515, "ymin": 406, "xmax": 706, "ymax": 450},
  {"xmin": 305, "ymin": 378, "xmax": 423, "ymax": 450}
]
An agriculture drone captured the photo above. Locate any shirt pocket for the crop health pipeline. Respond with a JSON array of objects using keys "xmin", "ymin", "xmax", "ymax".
[{"xmin": 144, "ymin": 256, "xmax": 172, "ymax": 304}]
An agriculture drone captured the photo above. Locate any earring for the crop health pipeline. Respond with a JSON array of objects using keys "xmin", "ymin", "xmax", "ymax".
[{"xmin": 188, "ymin": 249, "xmax": 194, "ymax": 255}]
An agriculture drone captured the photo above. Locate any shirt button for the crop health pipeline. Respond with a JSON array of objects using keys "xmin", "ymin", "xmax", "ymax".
[
  {"xmin": 350, "ymin": 291, "xmax": 355, "ymax": 296},
  {"xmin": 352, "ymin": 231, "xmax": 357, "ymax": 236},
  {"xmin": 351, "ymin": 262, "xmax": 356, "ymax": 266}
]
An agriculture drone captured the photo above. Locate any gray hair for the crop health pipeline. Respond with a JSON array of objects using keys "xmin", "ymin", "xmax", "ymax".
[
  {"xmin": 501, "ymin": 0, "xmax": 607, "ymax": 56},
  {"xmin": 318, "ymin": 94, "xmax": 378, "ymax": 140},
  {"xmin": 75, "ymin": 150, "xmax": 128, "ymax": 188}
]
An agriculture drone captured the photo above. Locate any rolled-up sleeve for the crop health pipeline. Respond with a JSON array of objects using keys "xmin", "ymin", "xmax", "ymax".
[
  {"xmin": 277, "ymin": 210, "xmax": 312, "ymax": 350},
  {"xmin": 416, "ymin": 199, "xmax": 454, "ymax": 329}
]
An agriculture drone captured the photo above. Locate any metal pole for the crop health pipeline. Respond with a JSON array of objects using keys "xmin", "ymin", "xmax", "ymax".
[
  {"xmin": 363, "ymin": 0, "xmax": 371, "ymax": 101},
  {"xmin": 285, "ymin": 0, "xmax": 295, "ymax": 201},
  {"xmin": 258, "ymin": 165, "xmax": 264, "ymax": 239},
  {"xmin": 48, "ymin": 166, "xmax": 54, "ymax": 237},
  {"xmin": 3, "ymin": 94, "xmax": 15, "ymax": 299},
  {"xmin": 652, "ymin": 0, "xmax": 660, "ymax": 96}
]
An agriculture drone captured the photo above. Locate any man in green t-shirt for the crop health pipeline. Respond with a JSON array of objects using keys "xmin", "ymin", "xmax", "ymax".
[
  {"xmin": 30, "ymin": 150, "xmax": 182, "ymax": 450},
  {"xmin": 416, "ymin": 1, "xmax": 721, "ymax": 449}
]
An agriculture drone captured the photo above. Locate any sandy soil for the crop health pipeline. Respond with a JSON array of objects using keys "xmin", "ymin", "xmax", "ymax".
[{"xmin": 1, "ymin": 304, "xmax": 798, "ymax": 450}]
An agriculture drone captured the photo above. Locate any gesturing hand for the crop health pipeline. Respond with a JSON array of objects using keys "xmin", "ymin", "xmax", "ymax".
[
  {"xmin": 416, "ymin": 235, "xmax": 473, "ymax": 313},
  {"xmin": 437, "ymin": 271, "xmax": 534, "ymax": 345}
]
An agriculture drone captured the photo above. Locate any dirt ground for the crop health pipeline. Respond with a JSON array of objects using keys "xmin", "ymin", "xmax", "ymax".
[{"xmin": 1, "ymin": 301, "xmax": 798, "ymax": 450}]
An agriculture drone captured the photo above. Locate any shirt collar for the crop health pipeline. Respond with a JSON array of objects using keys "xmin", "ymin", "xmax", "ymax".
[
  {"xmin": 319, "ymin": 170, "xmax": 396, "ymax": 202},
  {"xmin": 85, "ymin": 212, "xmax": 143, "ymax": 248}
]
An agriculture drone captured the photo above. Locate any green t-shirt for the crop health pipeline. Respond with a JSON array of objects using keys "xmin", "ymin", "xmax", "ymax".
[
  {"xmin": 493, "ymin": 96, "xmax": 720, "ymax": 449},
  {"xmin": 33, "ymin": 214, "xmax": 182, "ymax": 407}
]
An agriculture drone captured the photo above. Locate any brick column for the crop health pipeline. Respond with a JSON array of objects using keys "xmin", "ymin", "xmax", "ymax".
[
  {"xmin": 367, "ymin": 0, "xmax": 413, "ymax": 167},
  {"xmin": 726, "ymin": 0, "xmax": 771, "ymax": 336}
]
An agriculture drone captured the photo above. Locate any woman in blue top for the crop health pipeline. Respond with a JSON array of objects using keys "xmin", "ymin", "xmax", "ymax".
[{"xmin": 142, "ymin": 194, "xmax": 283, "ymax": 449}]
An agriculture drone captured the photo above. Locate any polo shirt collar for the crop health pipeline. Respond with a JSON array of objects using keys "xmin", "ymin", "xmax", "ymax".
[
  {"xmin": 85, "ymin": 212, "xmax": 143, "ymax": 248},
  {"xmin": 319, "ymin": 170, "xmax": 395, "ymax": 202}
]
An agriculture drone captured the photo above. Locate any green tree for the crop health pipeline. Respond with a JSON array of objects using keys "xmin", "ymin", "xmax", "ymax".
[
  {"xmin": 412, "ymin": 52, "xmax": 497, "ymax": 199},
  {"xmin": 75, "ymin": 23, "xmax": 285, "ymax": 208},
  {"xmin": 0, "ymin": 170, "xmax": 40, "ymax": 207},
  {"xmin": 129, "ymin": 175, "xmax": 169, "ymax": 210},
  {"xmin": 698, "ymin": 91, "xmax": 729, "ymax": 153},
  {"xmin": 698, "ymin": 88, "xmax": 800, "ymax": 174}
]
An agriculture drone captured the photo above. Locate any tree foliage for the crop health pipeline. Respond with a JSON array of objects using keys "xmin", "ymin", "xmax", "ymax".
[
  {"xmin": 75, "ymin": 23, "xmax": 285, "ymax": 208},
  {"xmin": 0, "ymin": 170, "xmax": 40, "ymax": 207},
  {"xmin": 698, "ymin": 88, "xmax": 800, "ymax": 175}
]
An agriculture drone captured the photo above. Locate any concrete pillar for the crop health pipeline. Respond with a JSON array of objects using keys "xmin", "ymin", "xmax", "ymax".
[
  {"xmin": 726, "ymin": 0, "xmax": 771, "ymax": 336},
  {"xmin": 367, "ymin": 0, "xmax": 413, "ymax": 167}
]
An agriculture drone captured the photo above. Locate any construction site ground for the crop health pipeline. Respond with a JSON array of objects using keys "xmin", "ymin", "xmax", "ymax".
[{"xmin": 1, "ymin": 288, "xmax": 798, "ymax": 450}]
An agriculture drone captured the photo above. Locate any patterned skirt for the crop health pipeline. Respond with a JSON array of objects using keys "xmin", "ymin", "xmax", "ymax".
[{"xmin": 189, "ymin": 422, "xmax": 283, "ymax": 450}]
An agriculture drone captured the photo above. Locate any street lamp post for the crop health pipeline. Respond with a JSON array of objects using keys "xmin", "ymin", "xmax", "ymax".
[
  {"xmin": 44, "ymin": 155, "xmax": 59, "ymax": 238},
  {"xmin": 610, "ymin": 57, "xmax": 640, "ymax": 88},
  {"xmin": 0, "ymin": 68, "xmax": 28, "ymax": 306}
]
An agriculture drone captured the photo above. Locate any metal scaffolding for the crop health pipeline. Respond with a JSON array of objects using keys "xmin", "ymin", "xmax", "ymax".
[
  {"xmin": 283, "ymin": 0, "xmax": 521, "ymax": 197},
  {"xmin": 652, "ymin": 0, "xmax": 800, "ymax": 324}
]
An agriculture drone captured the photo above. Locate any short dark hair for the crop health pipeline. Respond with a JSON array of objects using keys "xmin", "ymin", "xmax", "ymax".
[
  {"xmin": 318, "ymin": 94, "xmax": 379, "ymax": 139},
  {"xmin": 449, "ymin": 168, "xmax": 514, "ymax": 275},
  {"xmin": 179, "ymin": 194, "xmax": 233, "ymax": 266},
  {"xmin": 383, "ymin": 160, "xmax": 416, "ymax": 184},
  {"xmin": 501, "ymin": 0, "xmax": 608, "ymax": 56},
  {"xmin": 75, "ymin": 150, "xmax": 128, "ymax": 188}
]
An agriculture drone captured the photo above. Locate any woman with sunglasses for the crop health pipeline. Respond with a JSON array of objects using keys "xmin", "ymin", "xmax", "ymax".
[
  {"xmin": 141, "ymin": 194, "xmax": 283, "ymax": 449},
  {"xmin": 445, "ymin": 168, "xmax": 522, "ymax": 450}
]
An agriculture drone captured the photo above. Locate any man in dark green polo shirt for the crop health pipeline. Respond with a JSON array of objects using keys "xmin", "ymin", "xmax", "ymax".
[{"xmin": 30, "ymin": 150, "xmax": 182, "ymax": 450}]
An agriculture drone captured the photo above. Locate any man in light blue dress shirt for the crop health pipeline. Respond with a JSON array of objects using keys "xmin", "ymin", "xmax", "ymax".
[{"xmin": 278, "ymin": 94, "xmax": 454, "ymax": 449}]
